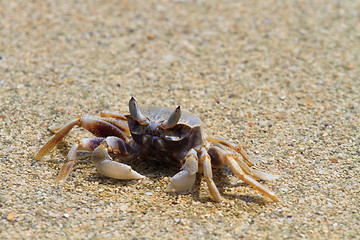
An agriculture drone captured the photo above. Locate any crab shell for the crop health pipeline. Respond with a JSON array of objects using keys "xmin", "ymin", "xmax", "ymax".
[{"xmin": 126, "ymin": 107, "xmax": 205, "ymax": 164}]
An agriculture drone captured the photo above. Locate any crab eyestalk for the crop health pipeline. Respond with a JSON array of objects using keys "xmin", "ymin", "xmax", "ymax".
[
  {"xmin": 129, "ymin": 97, "xmax": 149, "ymax": 125},
  {"xmin": 161, "ymin": 106, "xmax": 181, "ymax": 129}
]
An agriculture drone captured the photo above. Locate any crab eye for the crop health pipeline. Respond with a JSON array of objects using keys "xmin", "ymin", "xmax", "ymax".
[
  {"xmin": 129, "ymin": 97, "xmax": 149, "ymax": 125},
  {"xmin": 161, "ymin": 106, "xmax": 181, "ymax": 129}
]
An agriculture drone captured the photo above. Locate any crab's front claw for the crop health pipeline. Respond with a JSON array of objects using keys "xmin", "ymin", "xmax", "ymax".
[
  {"xmin": 91, "ymin": 145, "xmax": 144, "ymax": 179},
  {"xmin": 165, "ymin": 171, "xmax": 196, "ymax": 193},
  {"xmin": 165, "ymin": 149, "xmax": 198, "ymax": 193}
]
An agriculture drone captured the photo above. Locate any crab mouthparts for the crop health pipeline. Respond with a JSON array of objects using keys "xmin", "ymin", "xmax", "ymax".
[{"xmin": 148, "ymin": 122, "xmax": 161, "ymax": 133}]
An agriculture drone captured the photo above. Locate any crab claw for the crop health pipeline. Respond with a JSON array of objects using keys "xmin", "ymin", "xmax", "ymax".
[
  {"xmin": 161, "ymin": 106, "xmax": 181, "ymax": 129},
  {"xmin": 165, "ymin": 149, "xmax": 198, "ymax": 193},
  {"xmin": 165, "ymin": 172, "xmax": 196, "ymax": 193},
  {"xmin": 129, "ymin": 97, "xmax": 149, "ymax": 125},
  {"xmin": 91, "ymin": 145, "xmax": 144, "ymax": 179}
]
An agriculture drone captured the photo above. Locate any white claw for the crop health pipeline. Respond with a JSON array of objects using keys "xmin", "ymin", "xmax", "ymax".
[
  {"xmin": 96, "ymin": 160, "xmax": 144, "ymax": 179},
  {"xmin": 165, "ymin": 149, "xmax": 198, "ymax": 193},
  {"xmin": 91, "ymin": 145, "xmax": 144, "ymax": 179},
  {"xmin": 164, "ymin": 182, "xmax": 175, "ymax": 192},
  {"xmin": 165, "ymin": 171, "xmax": 196, "ymax": 193}
]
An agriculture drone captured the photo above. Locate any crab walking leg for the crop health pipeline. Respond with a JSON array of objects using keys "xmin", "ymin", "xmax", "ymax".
[
  {"xmin": 225, "ymin": 155, "xmax": 279, "ymax": 201},
  {"xmin": 35, "ymin": 119, "xmax": 80, "ymax": 160},
  {"xmin": 209, "ymin": 144, "xmax": 253, "ymax": 176},
  {"xmin": 210, "ymin": 142, "xmax": 280, "ymax": 181},
  {"xmin": 80, "ymin": 115, "xmax": 128, "ymax": 140},
  {"xmin": 199, "ymin": 149, "xmax": 222, "ymax": 203},
  {"xmin": 99, "ymin": 118, "xmax": 130, "ymax": 135},
  {"xmin": 90, "ymin": 144, "xmax": 144, "ymax": 179},
  {"xmin": 206, "ymin": 135, "xmax": 258, "ymax": 166},
  {"xmin": 93, "ymin": 112, "xmax": 130, "ymax": 136},
  {"xmin": 48, "ymin": 124, "xmax": 64, "ymax": 133},
  {"xmin": 35, "ymin": 115, "xmax": 129, "ymax": 161},
  {"xmin": 250, "ymin": 168, "xmax": 281, "ymax": 181},
  {"xmin": 99, "ymin": 111, "xmax": 127, "ymax": 121},
  {"xmin": 56, "ymin": 137, "xmax": 105, "ymax": 182},
  {"xmin": 165, "ymin": 149, "xmax": 198, "ymax": 193}
]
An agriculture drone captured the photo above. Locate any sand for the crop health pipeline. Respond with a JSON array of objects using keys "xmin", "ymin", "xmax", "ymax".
[{"xmin": 1, "ymin": 0, "xmax": 359, "ymax": 239}]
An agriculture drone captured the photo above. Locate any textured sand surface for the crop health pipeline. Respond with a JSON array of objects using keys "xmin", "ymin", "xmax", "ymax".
[{"xmin": 1, "ymin": 0, "xmax": 359, "ymax": 239}]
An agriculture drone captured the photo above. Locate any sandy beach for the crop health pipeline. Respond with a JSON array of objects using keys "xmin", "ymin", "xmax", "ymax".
[{"xmin": 1, "ymin": 0, "xmax": 359, "ymax": 239}]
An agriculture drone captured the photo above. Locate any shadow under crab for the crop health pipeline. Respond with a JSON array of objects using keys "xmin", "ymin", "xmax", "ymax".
[{"xmin": 35, "ymin": 97, "xmax": 280, "ymax": 202}]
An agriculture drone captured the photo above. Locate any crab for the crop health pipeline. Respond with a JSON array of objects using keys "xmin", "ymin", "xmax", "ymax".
[{"xmin": 35, "ymin": 97, "xmax": 279, "ymax": 202}]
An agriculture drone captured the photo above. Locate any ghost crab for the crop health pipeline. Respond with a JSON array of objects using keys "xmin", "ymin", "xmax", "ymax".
[{"xmin": 35, "ymin": 97, "xmax": 279, "ymax": 202}]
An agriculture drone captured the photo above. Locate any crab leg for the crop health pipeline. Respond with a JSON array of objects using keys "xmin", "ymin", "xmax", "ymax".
[
  {"xmin": 206, "ymin": 135, "xmax": 258, "ymax": 166},
  {"xmin": 35, "ymin": 115, "xmax": 128, "ymax": 160},
  {"xmin": 100, "ymin": 111, "xmax": 127, "ymax": 121},
  {"xmin": 99, "ymin": 118, "xmax": 130, "ymax": 135},
  {"xmin": 199, "ymin": 148, "xmax": 222, "ymax": 202},
  {"xmin": 165, "ymin": 149, "xmax": 198, "ymax": 193},
  {"xmin": 250, "ymin": 168, "xmax": 280, "ymax": 181},
  {"xmin": 45, "ymin": 115, "xmax": 129, "ymax": 135},
  {"xmin": 99, "ymin": 111, "xmax": 130, "ymax": 135},
  {"xmin": 35, "ymin": 119, "xmax": 80, "ymax": 160},
  {"xmin": 56, "ymin": 137, "xmax": 105, "ymax": 182},
  {"xmin": 208, "ymin": 145, "xmax": 253, "ymax": 175},
  {"xmin": 225, "ymin": 154, "xmax": 279, "ymax": 201},
  {"xmin": 80, "ymin": 115, "xmax": 128, "ymax": 140}
]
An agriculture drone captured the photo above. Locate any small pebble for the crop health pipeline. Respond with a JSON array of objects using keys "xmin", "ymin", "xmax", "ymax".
[{"xmin": 7, "ymin": 212, "xmax": 15, "ymax": 221}]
